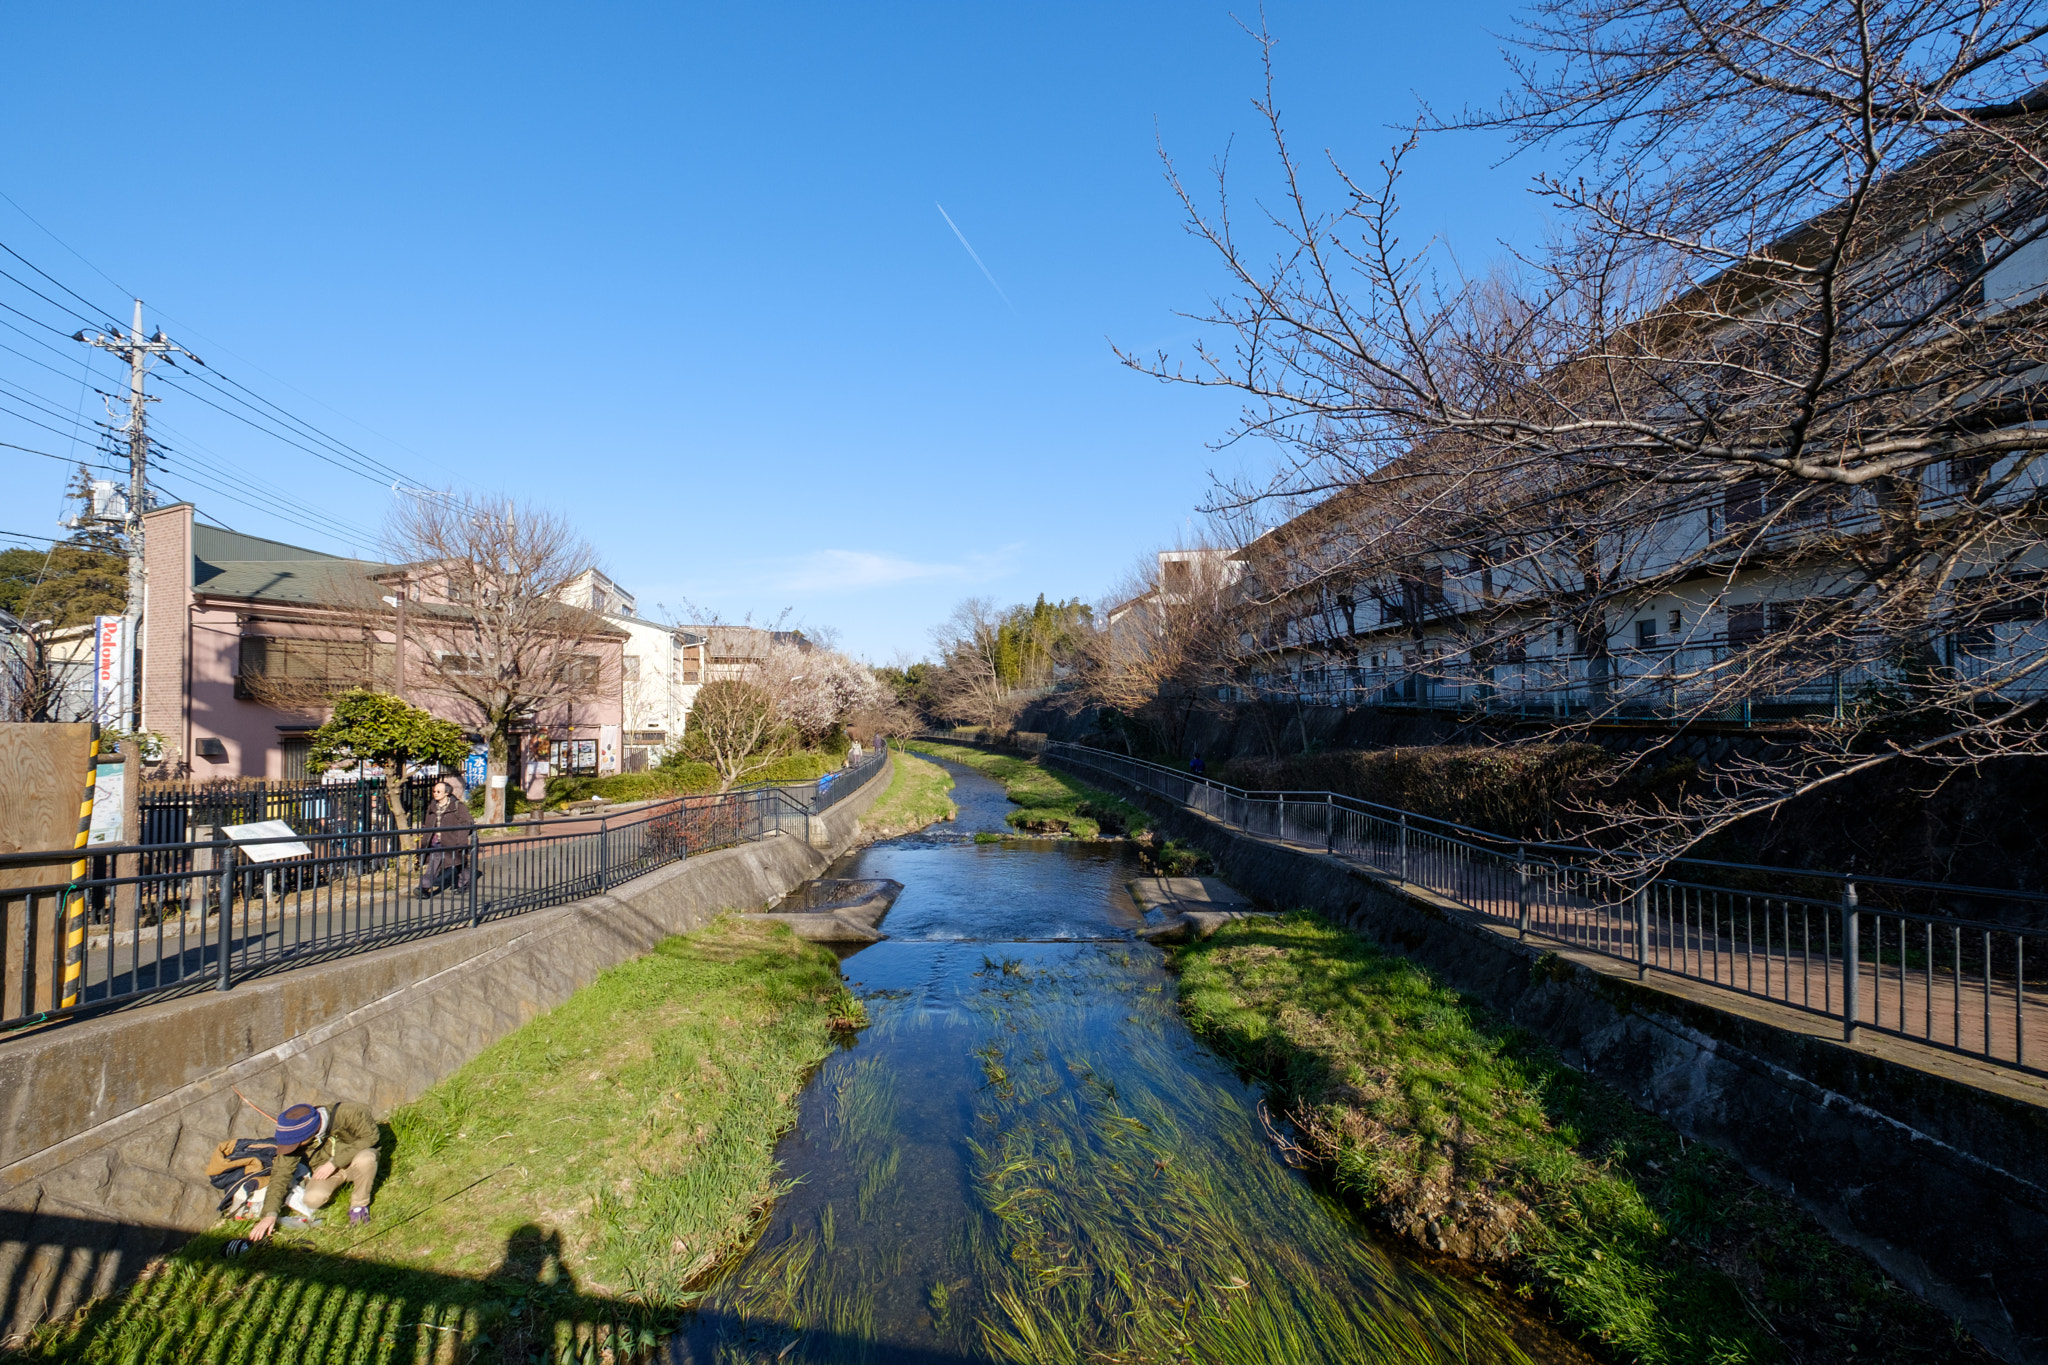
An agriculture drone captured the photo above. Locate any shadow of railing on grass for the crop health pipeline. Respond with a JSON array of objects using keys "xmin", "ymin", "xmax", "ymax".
[
  {"xmin": 5, "ymin": 1212, "xmax": 989, "ymax": 1364},
  {"xmin": 4, "ymin": 1214, "xmax": 657, "ymax": 1362}
]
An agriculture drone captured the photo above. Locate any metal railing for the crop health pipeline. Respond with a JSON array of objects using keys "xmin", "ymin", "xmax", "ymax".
[
  {"xmin": 811, "ymin": 745, "xmax": 888, "ymax": 814},
  {"xmin": 1045, "ymin": 741, "xmax": 2047, "ymax": 1077},
  {"xmin": 1, "ymin": 752, "xmax": 890, "ymax": 1033}
]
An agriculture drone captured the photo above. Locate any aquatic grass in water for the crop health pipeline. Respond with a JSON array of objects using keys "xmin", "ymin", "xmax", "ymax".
[
  {"xmin": 692, "ymin": 937, "xmax": 1538, "ymax": 1365},
  {"xmin": 953, "ymin": 951, "xmax": 1533, "ymax": 1365}
]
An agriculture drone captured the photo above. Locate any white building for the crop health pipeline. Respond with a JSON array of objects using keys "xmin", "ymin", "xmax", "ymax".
[{"xmin": 611, "ymin": 616, "xmax": 707, "ymax": 771}]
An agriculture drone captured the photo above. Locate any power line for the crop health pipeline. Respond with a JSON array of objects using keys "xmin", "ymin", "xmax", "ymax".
[
  {"xmin": 0, "ymin": 191, "xmax": 131, "ymax": 299},
  {"xmin": 0, "ymin": 395, "xmax": 103, "ymax": 445},
  {"xmin": 0, "ymin": 264, "xmax": 105, "ymax": 333},
  {"xmin": 149, "ymin": 368, "xmax": 417, "ymax": 490},
  {"xmin": 0, "ymin": 230, "xmax": 429, "ymax": 557},
  {"xmin": 0, "ymin": 239, "xmax": 125, "ymax": 330},
  {"xmin": 0, "ymin": 439, "xmax": 114, "ymax": 467},
  {"xmin": 148, "ymin": 443, "xmax": 382, "ymax": 545},
  {"xmin": 159, "ymin": 357, "xmax": 413, "ymax": 485}
]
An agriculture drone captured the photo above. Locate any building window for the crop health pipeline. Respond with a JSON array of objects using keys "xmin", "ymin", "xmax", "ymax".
[
  {"xmin": 623, "ymin": 655, "xmax": 641, "ymax": 682},
  {"xmin": 238, "ymin": 636, "xmax": 392, "ymax": 699},
  {"xmin": 281, "ymin": 736, "xmax": 311, "ymax": 779},
  {"xmin": 1636, "ymin": 619, "xmax": 1659, "ymax": 649}
]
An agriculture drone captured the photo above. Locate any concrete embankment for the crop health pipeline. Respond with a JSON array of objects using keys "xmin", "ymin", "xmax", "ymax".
[
  {"xmin": 1046, "ymin": 750, "xmax": 2048, "ymax": 1365},
  {"xmin": 0, "ymin": 756, "xmax": 892, "ymax": 1342}
]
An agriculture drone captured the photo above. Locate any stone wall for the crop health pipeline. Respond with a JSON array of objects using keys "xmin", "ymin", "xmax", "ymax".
[
  {"xmin": 1051, "ymin": 754, "xmax": 2048, "ymax": 1365},
  {"xmin": 0, "ymin": 755, "xmax": 891, "ymax": 1342}
]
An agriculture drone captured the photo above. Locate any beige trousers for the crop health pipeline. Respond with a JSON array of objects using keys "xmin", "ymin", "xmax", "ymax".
[{"xmin": 299, "ymin": 1147, "xmax": 379, "ymax": 1211}]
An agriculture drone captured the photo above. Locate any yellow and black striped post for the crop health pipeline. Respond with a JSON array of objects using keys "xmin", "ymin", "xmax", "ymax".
[{"xmin": 60, "ymin": 724, "xmax": 100, "ymax": 1010}]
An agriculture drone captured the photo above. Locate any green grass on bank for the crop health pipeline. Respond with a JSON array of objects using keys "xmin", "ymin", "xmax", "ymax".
[
  {"xmin": 542, "ymin": 750, "xmax": 847, "ymax": 809},
  {"xmin": 25, "ymin": 917, "xmax": 865, "ymax": 1365},
  {"xmin": 904, "ymin": 741, "xmax": 1150, "ymax": 839},
  {"xmin": 856, "ymin": 744, "xmax": 956, "ymax": 837},
  {"xmin": 1172, "ymin": 912, "xmax": 1984, "ymax": 1365}
]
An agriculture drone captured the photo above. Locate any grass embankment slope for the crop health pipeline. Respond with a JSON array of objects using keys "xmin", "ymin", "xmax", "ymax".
[
  {"xmin": 1174, "ymin": 912, "xmax": 1986, "ymax": 1365},
  {"xmin": 854, "ymin": 744, "xmax": 956, "ymax": 839},
  {"xmin": 543, "ymin": 749, "xmax": 848, "ymax": 810},
  {"xmin": 26, "ymin": 918, "xmax": 864, "ymax": 1365},
  {"xmin": 905, "ymin": 741, "xmax": 1149, "ymax": 839}
]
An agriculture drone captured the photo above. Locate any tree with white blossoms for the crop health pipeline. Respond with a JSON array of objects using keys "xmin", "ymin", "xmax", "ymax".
[{"xmin": 757, "ymin": 643, "xmax": 891, "ymax": 745}]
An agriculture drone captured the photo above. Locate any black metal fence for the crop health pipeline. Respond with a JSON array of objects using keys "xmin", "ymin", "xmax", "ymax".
[
  {"xmin": 811, "ymin": 746, "xmax": 888, "ymax": 814},
  {"xmin": 1, "ymin": 752, "xmax": 891, "ymax": 1032},
  {"xmin": 1045, "ymin": 741, "xmax": 2048, "ymax": 1078}
]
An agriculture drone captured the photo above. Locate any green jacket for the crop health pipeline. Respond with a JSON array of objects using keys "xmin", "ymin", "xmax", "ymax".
[{"xmin": 258, "ymin": 1101, "xmax": 379, "ymax": 1220}]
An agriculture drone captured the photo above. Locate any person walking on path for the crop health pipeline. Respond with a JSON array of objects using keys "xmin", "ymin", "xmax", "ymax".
[
  {"xmin": 248, "ymin": 1100, "xmax": 381, "ymax": 1241},
  {"xmin": 1189, "ymin": 752, "xmax": 1206, "ymax": 778},
  {"xmin": 417, "ymin": 776, "xmax": 474, "ymax": 896}
]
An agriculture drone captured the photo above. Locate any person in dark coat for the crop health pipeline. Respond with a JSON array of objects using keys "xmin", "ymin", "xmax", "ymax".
[{"xmin": 416, "ymin": 776, "xmax": 474, "ymax": 896}]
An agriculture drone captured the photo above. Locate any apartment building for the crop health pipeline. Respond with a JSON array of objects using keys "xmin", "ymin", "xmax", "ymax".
[{"xmin": 1231, "ymin": 176, "xmax": 2048, "ymax": 724}]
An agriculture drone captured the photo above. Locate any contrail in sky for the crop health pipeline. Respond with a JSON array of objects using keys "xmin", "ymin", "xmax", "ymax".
[{"xmin": 935, "ymin": 202, "xmax": 1015, "ymax": 310}]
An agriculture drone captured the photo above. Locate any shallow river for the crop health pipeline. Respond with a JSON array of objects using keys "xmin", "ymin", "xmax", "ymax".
[{"xmin": 674, "ymin": 757, "xmax": 1581, "ymax": 1365}]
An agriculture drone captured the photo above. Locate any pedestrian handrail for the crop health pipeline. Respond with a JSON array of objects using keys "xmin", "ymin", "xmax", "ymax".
[
  {"xmin": 1044, "ymin": 741, "xmax": 2046, "ymax": 1077},
  {"xmin": 0, "ymin": 751, "xmax": 892, "ymax": 1033}
]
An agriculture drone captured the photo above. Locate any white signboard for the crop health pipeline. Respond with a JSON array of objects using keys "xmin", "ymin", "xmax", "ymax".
[
  {"xmin": 91, "ymin": 615, "xmax": 128, "ymax": 727},
  {"xmin": 221, "ymin": 819, "xmax": 312, "ymax": 862},
  {"xmin": 87, "ymin": 762, "xmax": 127, "ymax": 845}
]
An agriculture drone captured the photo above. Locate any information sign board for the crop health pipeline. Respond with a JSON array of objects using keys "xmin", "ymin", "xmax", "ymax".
[{"xmin": 221, "ymin": 819, "xmax": 313, "ymax": 862}]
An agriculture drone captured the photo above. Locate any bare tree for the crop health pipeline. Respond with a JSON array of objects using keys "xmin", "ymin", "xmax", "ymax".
[
  {"xmin": 928, "ymin": 597, "xmax": 1020, "ymax": 730},
  {"xmin": 1068, "ymin": 547, "xmax": 1243, "ymax": 756},
  {"xmin": 0, "ymin": 617, "xmax": 71, "ymax": 723},
  {"xmin": 1136, "ymin": 6, "xmax": 2048, "ymax": 856},
  {"xmin": 384, "ymin": 493, "xmax": 620, "ymax": 823},
  {"xmin": 678, "ymin": 679, "xmax": 792, "ymax": 791}
]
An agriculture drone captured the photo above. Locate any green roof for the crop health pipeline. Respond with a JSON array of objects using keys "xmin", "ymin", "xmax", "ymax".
[{"xmin": 191, "ymin": 522, "xmax": 387, "ymax": 606}]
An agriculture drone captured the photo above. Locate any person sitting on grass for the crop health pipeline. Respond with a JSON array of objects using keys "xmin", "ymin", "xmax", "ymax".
[{"xmin": 248, "ymin": 1100, "xmax": 380, "ymax": 1241}]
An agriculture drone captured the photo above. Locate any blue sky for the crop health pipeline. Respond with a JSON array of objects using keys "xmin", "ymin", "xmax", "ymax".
[{"xmin": 0, "ymin": 2, "xmax": 1538, "ymax": 662}]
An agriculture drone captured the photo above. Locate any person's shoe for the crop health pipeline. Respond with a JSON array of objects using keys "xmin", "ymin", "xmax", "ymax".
[{"xmin": 348, "ymin": 1206, "xmax": 370, "ymax": 1227}]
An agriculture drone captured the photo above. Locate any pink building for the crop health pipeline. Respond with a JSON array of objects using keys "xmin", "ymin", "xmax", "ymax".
[{"xmin": 139, "ymin": 503, "xmax": 625, "ymax": 785}]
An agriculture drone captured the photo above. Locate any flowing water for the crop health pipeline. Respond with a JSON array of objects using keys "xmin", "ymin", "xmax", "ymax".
[{"xmin": 673, "ymin": 758, "xmax": 1583, "ymax": 1365}]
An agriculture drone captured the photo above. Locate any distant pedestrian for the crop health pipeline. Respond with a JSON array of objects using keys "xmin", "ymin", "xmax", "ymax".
[
  {"xmin": 247, "ymin": 1100, "xmax": 381, "ymax": 1240},
  {"xmin": 1190, "ymin": 752, "xmax": 1206, "ymax": 777},
  {"xmin": 416, "ymin": 776, "xmax": 474, "ymax": 897},
  {"xmin": 846, "ymin": 738, "xmax": 864, "ymax": 766}
]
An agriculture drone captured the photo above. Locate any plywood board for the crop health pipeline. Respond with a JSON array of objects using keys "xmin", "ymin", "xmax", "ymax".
[{"xmin": 0, "ymin": 722, "xmax": 93, "ymax": 1017}]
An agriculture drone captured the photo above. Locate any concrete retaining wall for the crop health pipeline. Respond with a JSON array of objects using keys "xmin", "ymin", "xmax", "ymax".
[
  {"xmin": 1053, "ymin": 755, "xmax": 2048, "ymax": 1365},
  {"xmin": 0, "ymin": 756, "xmax": 891, "ymax": 1341}
]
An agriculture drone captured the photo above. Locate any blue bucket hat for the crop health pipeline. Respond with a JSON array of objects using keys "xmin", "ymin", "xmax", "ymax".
[{"xmin": 274, "ymin": 1103, "xmax": 324, "ymax": 1148}]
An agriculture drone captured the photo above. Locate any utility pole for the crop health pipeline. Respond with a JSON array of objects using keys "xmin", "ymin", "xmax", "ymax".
[{"xmin": 76, "ymin": 301, "xmax": 185, "ymax": 733}]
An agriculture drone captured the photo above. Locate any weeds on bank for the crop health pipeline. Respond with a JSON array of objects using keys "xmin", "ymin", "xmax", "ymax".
[
  {"xmin": 857, "ymin": 745, "xmax": 956, "ymax": 837},
  {"xmin": 905, "ymin": 741, "xmax": 1148, "ymax": 839},
  {"xmin": 701, "ymin": 947, "xmax": 1535, "ymax": 1365},
  {"xmin": 1172, "ymin": 911, "xmax": 1989, "ymax": 1365},
  {"xmin": 24, "ymin": 917, "xmax": 864, "ymax": 1365}
]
